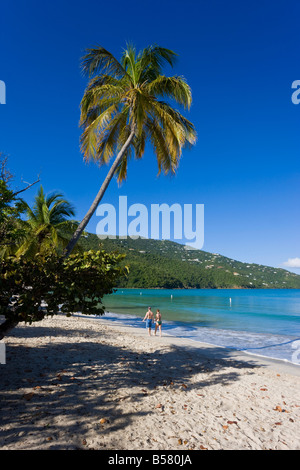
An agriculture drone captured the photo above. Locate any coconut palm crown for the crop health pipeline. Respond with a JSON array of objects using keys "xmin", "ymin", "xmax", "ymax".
[
  {"xmin": 17, "ymin": 186, "xmax": 79, "ymax": 257},
  {"xmin": 65, "ymin": 43, "xmax": 196, "ymax": 256}
]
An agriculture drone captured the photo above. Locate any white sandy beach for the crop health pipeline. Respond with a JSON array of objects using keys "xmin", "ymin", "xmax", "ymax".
[{"xmin": 1, "ymin": 313, "xmax": 300, "ymax": 450}]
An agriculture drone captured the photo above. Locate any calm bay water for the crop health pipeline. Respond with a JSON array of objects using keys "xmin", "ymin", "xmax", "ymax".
[{"xmin": 101, "ymin": 289, "xmax": 300, "ymax": 365}]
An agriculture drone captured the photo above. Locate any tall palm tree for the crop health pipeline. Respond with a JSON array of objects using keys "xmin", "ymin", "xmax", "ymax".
[
  {"xmin": 16, "ymin": 185, "xmax": 79, "ymax": 257},
  {"xmin": 64, "ymin": 43, "xmax": 197, "ymax": 256}
]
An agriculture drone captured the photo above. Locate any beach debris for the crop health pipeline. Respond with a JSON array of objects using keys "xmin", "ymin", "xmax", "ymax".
[
  {"xmin": 274, "ymin": 406, "xmax": 283, "ymax": 412},
  {"xmin": 199, "ymin": 445, "xmax": 208, "ymax": 450},
  {"xmin": 227, "ymin": 421, "xmax": 238, "ymax": 425},
  {"xmin": 178, "ymin": 439, "xmax": 182, "ymax": 445},
  {"xmin": 23, "ymin": 392, "xmax": 34, "ymax": 401},
  {"xmin": 116, "ymin": 396, "xmax": 129, "ymax": 402},
  {"xmin": 100, "ymin": 418, "xmax": 109, "ymax": 424}
]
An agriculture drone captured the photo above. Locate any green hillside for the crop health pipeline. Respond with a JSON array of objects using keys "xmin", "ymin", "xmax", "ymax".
[{"xmin": 80, "ymin": 234, "xmax": 300, "ymax": 289}]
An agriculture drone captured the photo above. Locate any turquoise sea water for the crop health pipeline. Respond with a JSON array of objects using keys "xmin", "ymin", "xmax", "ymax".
[{"xmin": 102, "ymin": 289, "xmax": 300, "ymax": 365}]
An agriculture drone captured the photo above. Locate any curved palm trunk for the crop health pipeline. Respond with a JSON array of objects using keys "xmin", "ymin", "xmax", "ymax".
[{"xmin": 64, "ymin": 126, "xmax": 136, "ymax": 257}]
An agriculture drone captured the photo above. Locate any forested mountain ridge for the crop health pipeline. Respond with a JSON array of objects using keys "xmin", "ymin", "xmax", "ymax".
[{"xmin": 80, "ymin": 234, "xmax": 300, "ymax": 289}]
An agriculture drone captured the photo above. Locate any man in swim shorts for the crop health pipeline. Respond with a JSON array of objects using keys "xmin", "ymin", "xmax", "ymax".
[{"xmin": 143, "ymin": 307, "xmax": 154, "ymax": 336}]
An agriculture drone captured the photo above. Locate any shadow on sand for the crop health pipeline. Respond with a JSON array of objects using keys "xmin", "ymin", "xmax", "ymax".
[{"xmin": 0, "ymin": 322, "xmax": 260, "ymax": 449}]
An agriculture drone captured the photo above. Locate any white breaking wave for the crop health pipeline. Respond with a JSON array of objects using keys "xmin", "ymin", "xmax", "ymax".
[{"xmin": 101, "ymin": 311, "xmax": 300, "ymax": 365}]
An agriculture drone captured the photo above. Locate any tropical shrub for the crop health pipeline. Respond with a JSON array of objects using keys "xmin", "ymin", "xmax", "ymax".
[{"xmin": 0, "ymin": 249, "xmax": 127, "ymax": 339}]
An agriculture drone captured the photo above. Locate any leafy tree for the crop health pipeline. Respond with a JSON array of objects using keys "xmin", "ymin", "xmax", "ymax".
[
  {"xmin": 65, "ymin": 43, "xmax": 196, "ymax": 256},
  {"xmin": 0, "ymin": 153, "xmax": 39, "ymax": 258},
  {"xmin": 0, "ymin": 249, "xmax": 127, "ymax": 339},
  {"xmin": 0, "ymin": 158, "xmax": 128, "ymax": 339}
]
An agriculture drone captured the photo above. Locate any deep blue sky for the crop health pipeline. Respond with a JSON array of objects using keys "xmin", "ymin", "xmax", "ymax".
[{"xmin": 1, "ymin": 0, "xmax": 300, "ymax": 271}]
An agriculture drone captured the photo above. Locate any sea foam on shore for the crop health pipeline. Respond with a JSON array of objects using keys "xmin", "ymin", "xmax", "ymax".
[{"xmin": 101, "ymin": 311, "xmax": 300, "ymax": 367}]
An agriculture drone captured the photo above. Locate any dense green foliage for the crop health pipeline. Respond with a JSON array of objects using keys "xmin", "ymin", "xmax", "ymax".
[
  {"xmin": 0, "ymin": 250, "xmax": 127, "ymax": 328},
  {"xmin": 16, "ymin": 185, "xmax": 81, "ymax": 258},
  {"xmin": 0, "ymin": 157, "xmax": 127, "ymax": 338},
  {"xmin": 0, "ymin": 155, "xmax": 27, "ymax": 257},
  {"xmin": 81, "ymin": 234, "xmax": 300, "ymax": 289}
]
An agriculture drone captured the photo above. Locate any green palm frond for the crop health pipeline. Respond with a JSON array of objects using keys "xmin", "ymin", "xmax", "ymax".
[
  {"xmin": 94, "ymin": 108, "xmax": 129, "ymax": 165},
  {"xmin": 121, "ymin": 43, "xmax": 138, "ymax": 85},
  {"xmin": 145, "ymin": 75, "xmax": 192, "ymax": 109},
  {"xmin": 80, "ymin": 102, "xmax": 121, "ymax": 160},
  {"xmin": 137, "ymin": 45, "xmax": 177, "ymax": 83},
  {"xmin": 79, "ymin": 42, "xmax": 196, "ymax": 181},
  {"xmin": 81, "ymin": 45, "xmax": 127, "ymax": 79},
  {"xmin": 133, "ymin": 128, "xmax": 146, "ymax": 160},
  {"xmin": 15, "ymin": 185, "xmax": 80, "ymax": 258},
  {"xmin": 115, "ymin": 151, "xmax": 130, "ymax": 183},
  {"xmin": 146, "ymin": 116, "xmax": 177, "ymax": 175}
]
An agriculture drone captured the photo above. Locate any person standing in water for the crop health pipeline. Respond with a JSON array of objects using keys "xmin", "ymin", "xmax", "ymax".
[
  {"xmin": 155, "ymin": 309, "xmax": 162, "ymax": 337},
  {"xmin": 143, "ymin": 307, "xmax": 154, "ymax": 336}
]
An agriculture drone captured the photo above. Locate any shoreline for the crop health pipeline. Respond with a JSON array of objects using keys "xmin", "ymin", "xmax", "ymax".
[
  {"xmin": 113, "ymin": 287, "xmax": 300, "ymax": 290},
  {"xmin": 1, "ymin": 313, "xmax": 300, "ymax": 450},
  {"xmin": 96, "ymin": 314, "xmax": 300, "ymax": 377},
  {"xmin": 101, "ymin": 309, "xmax": 300, "ymax": 372}
]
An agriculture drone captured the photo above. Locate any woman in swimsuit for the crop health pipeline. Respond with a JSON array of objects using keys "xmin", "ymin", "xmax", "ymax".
[
  {"xmin": 143, "ymin": 307, "xmax": 154, "ymax": 336},
  {"xmin": 155, "ymin": 309, "xmax": 162, "ymax": 337}
]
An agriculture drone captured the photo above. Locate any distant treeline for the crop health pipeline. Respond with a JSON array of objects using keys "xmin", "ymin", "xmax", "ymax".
[{"xmin": 81, "ymin": 234, "xmax": 300, "ymax": 289}]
